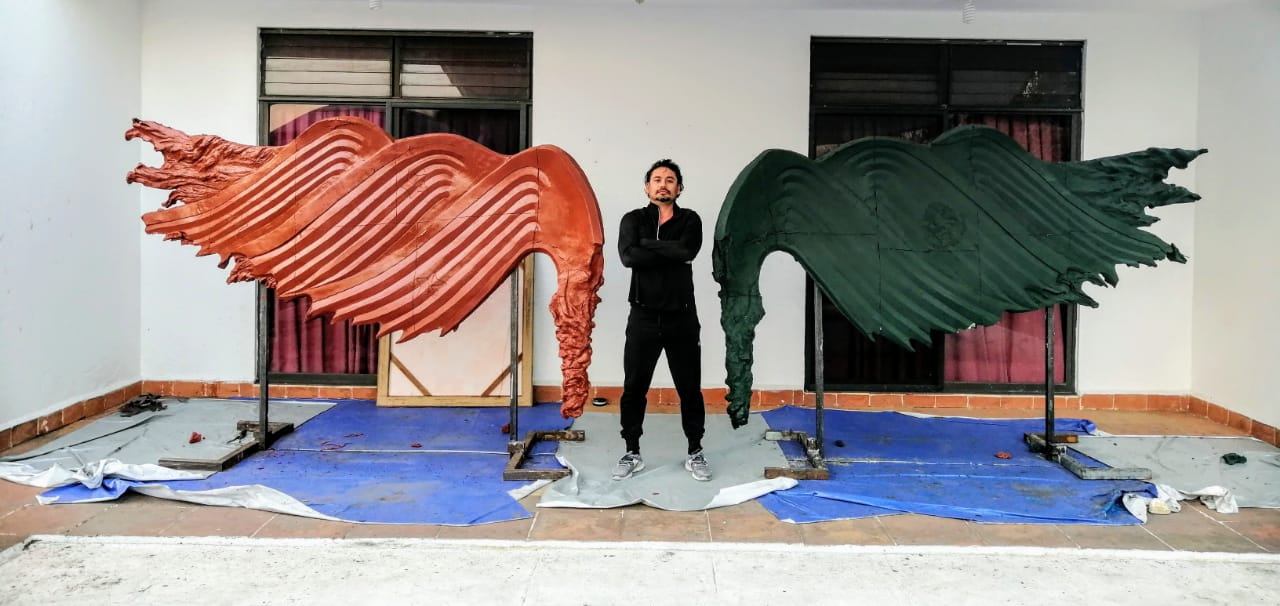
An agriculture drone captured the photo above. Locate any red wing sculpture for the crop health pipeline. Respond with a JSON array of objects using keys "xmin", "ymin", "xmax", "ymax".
[{"xmin": 126, "ymin": 117, "xmax": 605, "ymax": 419}]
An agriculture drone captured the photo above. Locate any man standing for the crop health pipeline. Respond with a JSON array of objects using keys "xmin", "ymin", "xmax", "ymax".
[{"xmin": 612, "ymin": 159, "xmax": 710, "ymax": 482}]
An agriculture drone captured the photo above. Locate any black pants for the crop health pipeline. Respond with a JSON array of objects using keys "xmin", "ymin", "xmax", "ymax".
[{"xmin": 619, "ymin": 306, "xmax": 705, "ymax": 453}]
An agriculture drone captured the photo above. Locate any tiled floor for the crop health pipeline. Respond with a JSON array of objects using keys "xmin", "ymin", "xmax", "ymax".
[{"xmin": 1, "ymin": 407, "xmax": 1276, "ymax": 554}]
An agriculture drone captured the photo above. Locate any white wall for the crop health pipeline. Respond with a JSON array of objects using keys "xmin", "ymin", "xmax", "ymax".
[
  {"xmin": 136, "ymin": 1, "xmax": 538, "ymax": 383},
  {"xmin": 137, "ymin": 0, "xmax": 1204, "ymax": 397},
  {"xmin": 1193, "ymin": 1, "xmax": 1280, "ymax": 428},
  {"xmin": 1069, "ymin": 15, "xmax": 1201, "ymax": 394},
  {"xmin": 0, "ymin": 0, "xmax": 143, "ymax": 428}
]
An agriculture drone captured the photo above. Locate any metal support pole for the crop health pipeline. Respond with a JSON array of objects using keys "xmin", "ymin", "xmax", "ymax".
[
  {"xmin": 500, "ymin": 265, "xmax": 583, "ymax": 480},
  {"xmin": 257, "ymin": 285, "xmax": 272, "ymax": 447},
  {"xmin": 762, "ymin": 280, "xmax": 830, "ymax": 479},
  {"xmin": 1043, "ymin": 304, "xmax": 1056, "ymax": 459},
  {"xmin": 813, "ymin": 281, "xmax": 825, "ymax": 459},
  {"xmin": 1024, "ymin": 304, "xmax": 1153, "ymax": 480},
  {"xmin": 159, "ymin": 283, "xmax": 295, "ymax": 471},
  {"xmin": 507, "ymin": 271, "xmax": 520, "ymax": 448}
]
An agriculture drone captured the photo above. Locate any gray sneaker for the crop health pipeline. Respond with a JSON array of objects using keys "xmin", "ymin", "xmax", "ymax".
[
  {"xmin": 611, "ymin": 452, "xmax": 644, "ymax": 480},
  {"xmin": 685, "ymin": 450, "xmax": 712, "ymax": 481}
]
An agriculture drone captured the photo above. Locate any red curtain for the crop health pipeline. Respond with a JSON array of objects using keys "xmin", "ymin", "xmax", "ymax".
[
  {"xmin": 268, "ymin": 106, "xmax": 386, "ymax": 374},
  {"xmin": 943, "ymin": 115, "xmax": 1068, "ymax": 383}
]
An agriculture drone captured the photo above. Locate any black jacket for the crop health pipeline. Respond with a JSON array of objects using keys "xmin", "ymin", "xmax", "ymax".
[{"xmin": 618, "ymin": 202, "xmax": 703, "ymax": 311}]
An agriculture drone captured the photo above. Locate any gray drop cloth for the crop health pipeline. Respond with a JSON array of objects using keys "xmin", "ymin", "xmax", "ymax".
[
  {"xmin": 538, "ymin": 412, "xmax": 797, "ymax": 511},
  {"xmin": 0, "ymin": 398, "xmax": 333, "ymax": 488},
  {"xmin": 1071, "ymin": 435, "xmax": 1280, "ymax": 509}
]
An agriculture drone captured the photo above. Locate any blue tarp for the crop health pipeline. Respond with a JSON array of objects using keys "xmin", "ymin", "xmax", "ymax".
[
  {"xmin": 266, "ymin": 399, "xmax": 565, "ymax": 456},
  {"xmin": 757, "ymin": 407, "xmax": 1155, "ymax": 525},
  {"xmin": 38, "ymin": 402, "xmax": 1153, "ymax": 526},
  {"xmin": 41, "ymin": 400, "xmax": 571, "ymax": 525}
]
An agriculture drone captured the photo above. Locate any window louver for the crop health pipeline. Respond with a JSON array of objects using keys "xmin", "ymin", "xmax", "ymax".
[
  {"xmin": 812, "ymin": 43, "xmax": 941, "ymax": 107},
  {"xmin": 401, "ymin": 36, "xmax": 531, "ymax": 100},
  {"xmin": 263, "ymin": 34, "xmax": 393, "ymax": 97},
  {"xmin": 950, "ymin": 44, "xmax": 1082, "ymax": 109}
]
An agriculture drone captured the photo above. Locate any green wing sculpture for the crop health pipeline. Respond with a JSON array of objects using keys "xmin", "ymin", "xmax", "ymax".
[{"xmin": 713, "ymin": 125, "xmax": 1204, "ymax": 428}]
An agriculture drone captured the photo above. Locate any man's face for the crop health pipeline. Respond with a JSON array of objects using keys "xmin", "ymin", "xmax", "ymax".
[{"xmin": 645, "ymin": 167, "xmax": 681, "ymax": 205}]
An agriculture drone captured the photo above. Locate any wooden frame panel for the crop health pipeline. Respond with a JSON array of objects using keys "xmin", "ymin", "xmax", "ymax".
[{"xmin": 376, "ymin": 257, "xmax": 534, "ymax": 407}]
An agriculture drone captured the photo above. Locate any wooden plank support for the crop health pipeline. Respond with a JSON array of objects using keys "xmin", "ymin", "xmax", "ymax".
[
  {"xmin": 1024, "ymin": 432, "xmax": 1152, "ymax": 481},
  {"xmin": 1025, "ymin": 432, "xmax": 1079, "ymax": 445},
  {"xmin": 763, "ymin": 429, "xmax": 830, "ymax": 480},
  {"xmin": 503, "ymin": 429, "xmax": 585, "ymax": 481},
  {"xmin": 158, "ymin": 421, "xmax": 294, "ymax": 472}
]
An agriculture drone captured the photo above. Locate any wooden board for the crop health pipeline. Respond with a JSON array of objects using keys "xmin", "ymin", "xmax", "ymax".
[{"xmin": 376, "ymin": 258, "xmax": 534, "ymax": 407}]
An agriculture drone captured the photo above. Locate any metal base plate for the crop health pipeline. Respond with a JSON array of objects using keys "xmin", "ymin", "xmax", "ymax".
[
  {"xmin": 764, "ymin": 429, "xmax": 830, "ymax": 480},
  {"xmin": 1024, "ymin": 432, "xmax": 1152, "ymax": 480},
  {"xmin": 158, "ymin": 421, "xmax": 294, "ymax": 472},
  {"xmin": 503, "ymin": 429, "xmax": 585, "ymax": 481}
]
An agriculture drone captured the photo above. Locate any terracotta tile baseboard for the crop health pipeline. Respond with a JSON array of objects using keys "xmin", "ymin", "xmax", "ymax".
[
  {"xmin": 3, "ymin": 382, "xmax": 1275, "ymax": 451},
  {"xmin": 0, "ymin": 380, "xmax": 376, "ymax": 452},
  {"xmin": 543, "ymin": 386, "xmax": 1279, "ymax": 448},
  {"xmin": 137, "ymin": 380, "xmax": 376, "ymax": 402},
  {"xmin": 2, "ymin": 381, "xmax": 142, "ymax": 453},
  {"xmin": 545, "ymin": 386, "xmax": 1131, "ymax": 414}
]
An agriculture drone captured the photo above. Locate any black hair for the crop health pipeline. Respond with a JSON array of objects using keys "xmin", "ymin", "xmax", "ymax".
[{"xmin": 645, "ymin": 158, "xmax": 683, "ymax": 187}]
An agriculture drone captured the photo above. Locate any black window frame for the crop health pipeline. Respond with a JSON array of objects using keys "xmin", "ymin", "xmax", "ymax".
[
  {"xmin": 806, "ymin": 37, "xmax": 1083, "ymax": 395},
  {"xmin": 256, "ymin": 28, "xmax": 533, "ymax": 386}
]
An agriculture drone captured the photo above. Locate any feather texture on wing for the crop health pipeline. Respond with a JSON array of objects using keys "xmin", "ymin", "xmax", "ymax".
[
  {"xmin": 713, "ymin": 125, "xmax": 1205, "ymax": 428},
  {"xmin": 126, "ymin": 117, "xmax": 605, "ymax": 418}
]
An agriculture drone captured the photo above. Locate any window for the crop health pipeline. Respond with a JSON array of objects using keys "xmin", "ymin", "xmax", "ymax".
[
  {"xmin": 807, "ymin": 38, "xmax": 1082, "ymax": 394},
  {"xmin": 258, "ymin": 30, "xmax": 532, "ymax": 385}
]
